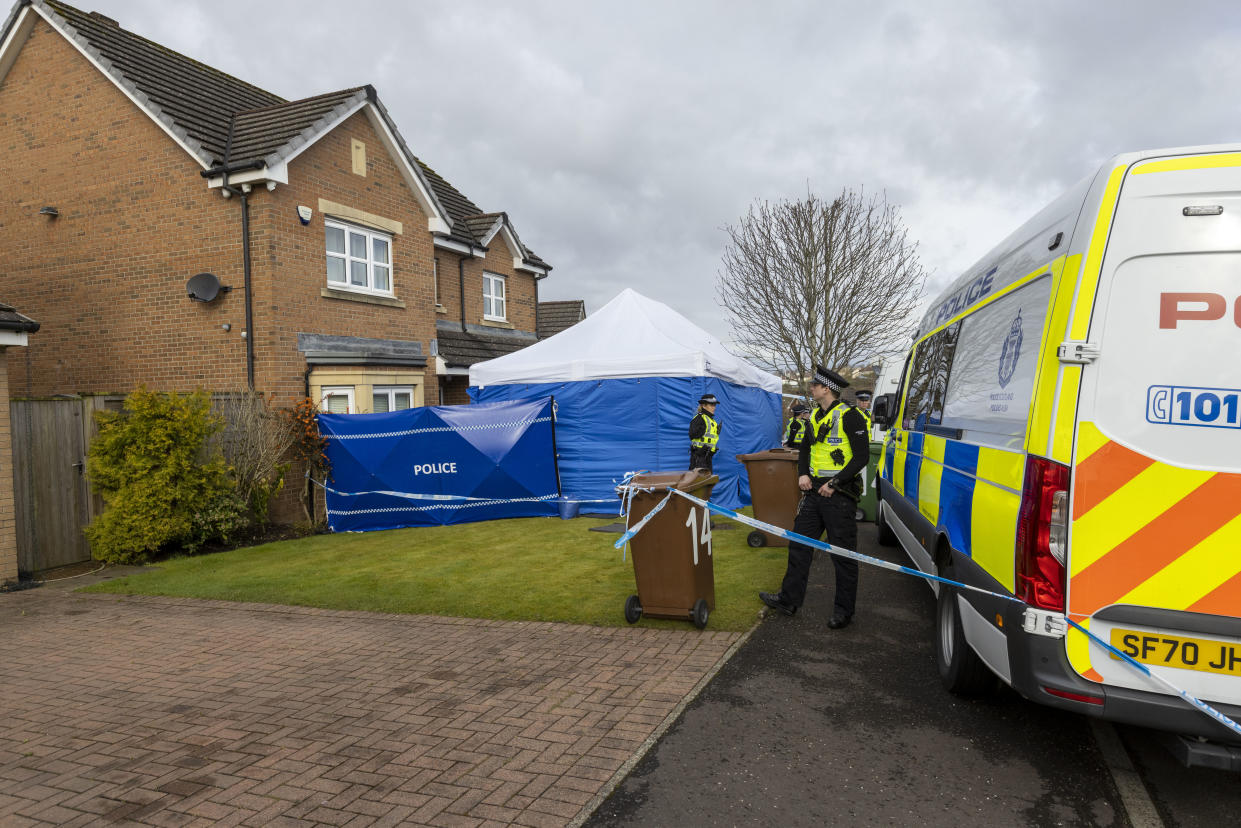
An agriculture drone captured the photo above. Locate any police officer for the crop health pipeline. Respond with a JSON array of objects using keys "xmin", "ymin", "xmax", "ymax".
[
  {"xmin": 853, "ymin": 389, "xmax": 874, "ymax": 436},
  {"xmin": 760, "ymin": 365, "xmax": 870, "ymax": 628},
  {"xmin": 689, "ymin": 394, "xmax": 721, "ymax": 472},
  {"xmin": 783, "ymin": 400, "xmax": 810, "ymax": 448}
]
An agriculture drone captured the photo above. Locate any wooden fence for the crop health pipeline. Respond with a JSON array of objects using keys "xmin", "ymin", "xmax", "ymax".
[{"xmin": 10, "ymin": 395, "xmax": 120, "ymax": 573}]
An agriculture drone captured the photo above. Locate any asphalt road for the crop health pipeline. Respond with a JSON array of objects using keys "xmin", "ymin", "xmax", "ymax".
[
  {"xmin": 585, "ymin": 523, "xmax": 1126, "ymax": 827},
  {"xmin": 1115, "ymin": 724, "xmax": 1241, "ymax": 827}
]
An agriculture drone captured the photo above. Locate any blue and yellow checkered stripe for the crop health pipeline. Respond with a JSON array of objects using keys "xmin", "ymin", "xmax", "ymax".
[{"xmin": 882, "ymin": 430, "xmax": 1023, "ymax": 593}]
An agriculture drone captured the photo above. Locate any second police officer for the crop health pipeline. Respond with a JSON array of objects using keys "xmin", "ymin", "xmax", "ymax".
[
  {"xmin": 760, "ymin": 365, "xmax": 870, "ymax": 629},
  {"xmin": 688, "ymin": 393, "xmax": 721, "ymax": 472},
  {"xmin": 783, "ymin": 400, "xmax": 810, "ymax": 448}
]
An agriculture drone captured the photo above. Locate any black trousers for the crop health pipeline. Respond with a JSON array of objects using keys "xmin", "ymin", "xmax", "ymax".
[
  {"xmin": 780, "ymin": 488, "xmax": 859, "ymax": 616},
  {"xmin": 689, "ymin": 448, "xmax": 714, "ymax": 472}
]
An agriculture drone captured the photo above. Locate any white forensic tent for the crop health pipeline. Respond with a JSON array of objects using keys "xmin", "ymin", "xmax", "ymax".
[{"xmin": 469, "ymin": 288, "xmax": 783, "ymax": 511}]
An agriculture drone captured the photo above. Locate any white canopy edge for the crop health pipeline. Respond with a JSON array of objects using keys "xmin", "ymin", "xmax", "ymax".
[{"xmin": 469, "ymin": 288, "xmax": 781, "ymax": 393}]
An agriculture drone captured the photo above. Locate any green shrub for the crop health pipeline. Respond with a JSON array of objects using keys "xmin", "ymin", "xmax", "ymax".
[{"xmin": 85, "ymin": 388, "xmax": 249, "ymax": 564}]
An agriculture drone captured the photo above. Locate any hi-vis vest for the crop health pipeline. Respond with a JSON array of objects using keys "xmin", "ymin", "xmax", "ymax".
[
  {"xmin": 691, "ymin": 413, "xmax": 719, "ymax": 452},
  {"xmin": 784, "ymin": 417, "xmax": 808, "ymax": 446},
  {"xmin": 809, "ymin": 404, "xmax": 854, "ymax": 476},
  {"xmin": 858, "ymin": 407, "xmax": 873, "ymax": 434}
]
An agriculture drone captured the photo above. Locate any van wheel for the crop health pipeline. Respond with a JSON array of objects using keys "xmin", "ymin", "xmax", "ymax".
[
  {"xmin": 876, "ymin": 502, "xmax": 898, "ymax": 547},
  {"xmin": 935, "ymin": 569, "xmax": 995, "ymax": 695}
]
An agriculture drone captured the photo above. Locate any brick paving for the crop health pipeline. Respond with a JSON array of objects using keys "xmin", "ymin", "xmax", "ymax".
[{"xmin": 0, "ymin": 587, "xmax": 740, "ymax": 827}]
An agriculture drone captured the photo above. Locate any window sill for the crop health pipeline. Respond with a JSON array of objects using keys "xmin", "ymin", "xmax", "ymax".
[
  {"xmin": 480, "ymin": 318, "xmax": 513, "ymax": 329},
  {"xmin": 321, "ymin": 286, "xmax": 406, "ymax": 308},
  {"xmin": 436, "ymin": 304, "xmax": 447, "ymax": 314}
]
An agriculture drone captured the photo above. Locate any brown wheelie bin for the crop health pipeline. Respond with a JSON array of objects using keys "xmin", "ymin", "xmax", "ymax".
[
  {"xmin": 735, "ymin": 448, "xmax": 801, "ymax": 548},
  {"xmin": 617, "ymin": 470, "xmax": 718, "ymax": 629}
]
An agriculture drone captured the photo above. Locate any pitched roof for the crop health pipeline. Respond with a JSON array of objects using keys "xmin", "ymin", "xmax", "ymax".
[
  {"xmin": 14, "ymin": 1, "xmax": 549, "ymax": 262},
  {"xmin": 40, "ymin": 0, "xmax": 281, "ymax": 165},
  {"xmin": 0, "ymin": 301, "xmax": 39, "ymax": 332},
  {"xmin": 537, "ymin": 300, "xmax": 586, "ymax": 340},
  {"xmin": 436, "ymin": 328, "xmax": 536, "ymax": 369},
  {"xmin": 228, "ymin": 87, "xmax": 367, "ymax": 168}
]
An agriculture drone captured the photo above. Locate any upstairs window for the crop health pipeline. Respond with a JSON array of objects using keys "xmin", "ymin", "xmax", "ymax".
[
  {"xmin": 325, "ymin": 219, "xmax": 392, "ymax": 295},
  {"xmin": 483, "ymin": 272, "xmax": 507, "ymax": 321}
]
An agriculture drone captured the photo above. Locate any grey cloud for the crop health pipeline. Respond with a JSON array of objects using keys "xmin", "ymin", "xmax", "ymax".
[{"xmin": 87, "ymin": 0, "xmax": 1241, "ymax": 344}]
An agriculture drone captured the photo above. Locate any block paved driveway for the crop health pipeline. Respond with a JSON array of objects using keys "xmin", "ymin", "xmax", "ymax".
[{"xmin": 0, "ymin": 582, "xmax": 740, "ymax": 827}]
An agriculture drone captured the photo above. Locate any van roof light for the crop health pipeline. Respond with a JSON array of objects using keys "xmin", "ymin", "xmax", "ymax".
[{"xmin": 1182, "ymin": 205, "xmax": 1223, "ymax": 216}]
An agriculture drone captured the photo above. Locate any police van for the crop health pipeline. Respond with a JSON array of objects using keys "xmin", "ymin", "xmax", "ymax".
[{"xmin": 871, "ymin": 143, "xmax": 1241, "ymax": 765}]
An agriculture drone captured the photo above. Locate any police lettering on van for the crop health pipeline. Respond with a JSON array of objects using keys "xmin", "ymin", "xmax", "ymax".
[{"xmin": 872, "ymin": 143, "xmax": 1241, "ymax": 764}]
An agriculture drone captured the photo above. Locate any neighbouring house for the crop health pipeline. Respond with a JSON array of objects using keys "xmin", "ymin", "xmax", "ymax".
[
  {"xmin": 0, "ymin": 0, "xmax": 553, "ymax": 417},
  {"xmin": 0, "ymin": 302, "xmax": 38, "ymax": 582},
  {"xmin": 537, "ymin": 300, "xmax": 587, "ymax": 339}
]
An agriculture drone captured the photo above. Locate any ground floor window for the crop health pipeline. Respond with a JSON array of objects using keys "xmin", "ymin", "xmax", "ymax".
[
  {"xmin": 310, "ymin": 370, "xmax": 424, "ymax": 414},
  {"xmin": 372, "ymin": 386, "xmax": 413, "ymax": 412},
  {"xmin": 320, "ymin": 387, "xmax": 355, "ymax": 414}
]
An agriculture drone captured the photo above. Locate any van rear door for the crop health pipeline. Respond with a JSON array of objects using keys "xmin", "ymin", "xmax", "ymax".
[{"xmin": 1066, "ymin": 153, "xmax": 1241, "ymax": 705}]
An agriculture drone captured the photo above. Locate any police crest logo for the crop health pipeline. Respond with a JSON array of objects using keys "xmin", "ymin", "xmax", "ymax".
[{"xmin": 998, "ymin": 309, "xmax": 1023, "ymax": 388}]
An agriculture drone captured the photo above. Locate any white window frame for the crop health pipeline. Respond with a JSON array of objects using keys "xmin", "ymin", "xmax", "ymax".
[
  {"xmin": 433, "ymin": 257, "xmax": 440, "ymax": 306},
  {"xmin": 325, "ymin": 218, "xmax": 393, "ymax": 296},
  {"xmin": 483, "ymin": 272, "xmax": 507, "ymax": 321},
  {"xmin": 320, "ymin": 386, "xmax": 355, "ymax": 414},
  {"xmin": 372, "ymin": 386, "xmax": 414, "ymax": 413}
]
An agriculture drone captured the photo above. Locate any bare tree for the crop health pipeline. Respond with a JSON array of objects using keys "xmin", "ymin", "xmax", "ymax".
[
  {"xmin": 212, "ymin": 393, "xmax": 299, "ymax": 524},
  {"xmin": 717, "ymin": 188, "xmax": 926, "ymax": 394}
]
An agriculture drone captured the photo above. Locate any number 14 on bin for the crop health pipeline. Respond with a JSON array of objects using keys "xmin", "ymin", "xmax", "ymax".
[{"xmin": 686, "ymin": 507, "xmax": 712, "ymax": 565}]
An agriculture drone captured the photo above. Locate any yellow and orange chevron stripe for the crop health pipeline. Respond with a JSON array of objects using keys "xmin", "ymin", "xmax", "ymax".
[{"xmin": 1070, "ymin": 421, "xmax": 1241, "ymax": 620}]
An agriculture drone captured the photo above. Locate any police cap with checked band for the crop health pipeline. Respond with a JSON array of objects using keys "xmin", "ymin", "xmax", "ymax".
[{"xmin": 810, "ymin": 364, "xmax": 849, "ymax": 392}]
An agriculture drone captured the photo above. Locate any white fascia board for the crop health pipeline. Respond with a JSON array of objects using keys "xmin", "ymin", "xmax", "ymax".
[
  {"xmin": 0, "ymin": 330, "xmax": 29, "ymax": 347},
  {"xmin": 0, "ymin": 6, "xmax": 36, "ymax": 88},
  {"xmin": 515, "ymin": 260, "xmax": 548, "ymax": 277},
  {"xmin": 362, "ymin": 104, "xmax": 449, "ymax": 234},
  {"xmin": 433, "ymin": 236, "xmax": 474, "ymax": 255},
  {"xmin": 497, "ymin": 224, "xmax": 525, "ymax": 257},
  {"xmin": 205, "ymin": 162, "xmax": 287, "ymax": 189},
  {"xmin": 32, "ymin": 1, "xmax": 214, "ymax": 170},
  {"xmin": 433, "ymin": 356, "xmax": 469, "ymax": 377}
]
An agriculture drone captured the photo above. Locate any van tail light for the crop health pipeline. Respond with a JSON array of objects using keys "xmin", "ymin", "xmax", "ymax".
[{"xmin": 1016, "ymin": 455, "xmax": 1070, "ymax": 612}]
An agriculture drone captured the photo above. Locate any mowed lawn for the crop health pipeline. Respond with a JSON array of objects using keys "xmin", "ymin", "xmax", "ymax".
[{"xmin": 82, "ymin": 511, "xmax": 789, "ymax": 632}]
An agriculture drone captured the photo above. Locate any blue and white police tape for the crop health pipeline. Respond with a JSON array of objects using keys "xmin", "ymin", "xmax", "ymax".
[
  {"xmin": 626, "ymin": 486, "xmax": 1241, "ymax": 741},
  {"xmin": 612, "ymin": 489, "xmax": 675, "ymax": 561},
  {"xmin": 308, "ymin": 477, "xmax": 618, "ymax": 515}
]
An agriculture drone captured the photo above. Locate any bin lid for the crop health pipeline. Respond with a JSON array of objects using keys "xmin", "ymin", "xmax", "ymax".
[
  {"xmin": 618, "ymin": 469, "xmax": 719, "ymax": 493},
  {"xmin": 735, "ymin": 447, "xmax": 800, "ymax": 463}
]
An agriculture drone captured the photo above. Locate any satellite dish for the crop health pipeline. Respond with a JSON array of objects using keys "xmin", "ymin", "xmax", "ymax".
[{"xmin": 186, "ymin": 272, "xmax": 230, "ymax": 303}]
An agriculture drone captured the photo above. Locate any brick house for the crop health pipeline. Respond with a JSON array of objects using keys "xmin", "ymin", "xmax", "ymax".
[
  {"xmin": 0, "ymin": 302, "xmax": 38, "ymax": 582},
  {"xmin": 0, "ymin": 0, "xmax": 553, "ymax": 417}
]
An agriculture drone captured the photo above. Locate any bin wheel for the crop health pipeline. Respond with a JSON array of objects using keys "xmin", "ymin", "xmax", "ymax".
[
  {"xmin": 746, "ymin": 530, "xmax": 765, "ymax": 548},
  {"xmin": 855, "ymin": 508, "xmax": 865, "ymax": 521},
  {"xmin": 691, "ymin": 599, "xmax": 710, "ymax": 630},
  {"xmin": 624, "ymin": 595, "xmax": 643, "ymax": 624}
]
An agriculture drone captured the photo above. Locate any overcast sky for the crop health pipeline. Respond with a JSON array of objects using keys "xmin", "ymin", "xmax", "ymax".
[{"xmin": 84, "ymin": 0, "xmax": 1241, "ymax": 354}]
